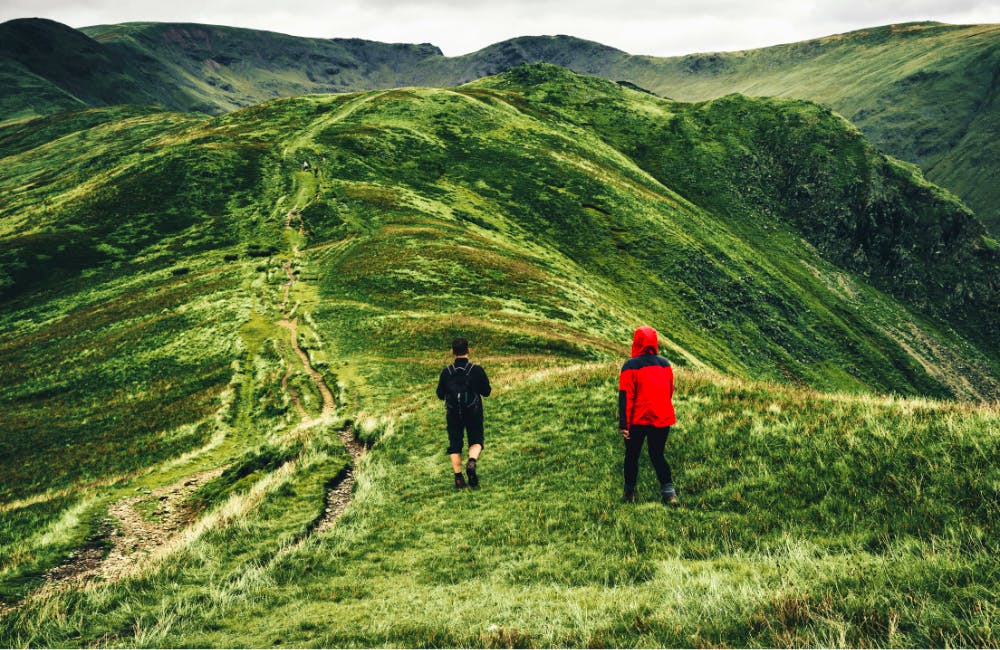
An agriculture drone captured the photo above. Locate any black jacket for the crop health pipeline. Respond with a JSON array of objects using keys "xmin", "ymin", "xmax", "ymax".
[{"xmin": 436, "ymin": 358, "xmax": 491, "ymax": 405}]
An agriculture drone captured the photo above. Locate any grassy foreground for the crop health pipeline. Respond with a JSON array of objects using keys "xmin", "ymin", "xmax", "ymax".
[{"xmin": 2, "ymin": 365, "xmax": 997, "ymax": 647}]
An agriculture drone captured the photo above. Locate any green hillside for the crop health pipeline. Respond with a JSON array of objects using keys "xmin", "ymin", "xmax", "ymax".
[
  {"xmin": 2, "ymin": 18, "xmax": 998, "ymax": 233},
  {"xmin": 619, "ymin": 23, "xmax": 1000, "ymax": 235},
  {"xmin": 1, "ymin": 66, "xmax": 998, "ymax": 646},
  {"xmin": 0, "ymin": 19, "xmax": 209, "ymax": 120}
]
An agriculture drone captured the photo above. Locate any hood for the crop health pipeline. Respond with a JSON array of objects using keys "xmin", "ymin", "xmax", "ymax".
[{"xmin": 631, "ymin": 325, "xmax": 659, "ymax": 357}]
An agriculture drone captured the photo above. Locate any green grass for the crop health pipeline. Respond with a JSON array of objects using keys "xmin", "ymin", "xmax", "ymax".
[
  {"xmin": 3, "ymin": 368, "xmax": 996, "ymax": 647},
  {"xmin": 1, "ymin": 64, "xmax": 998, "ymax": 646}
]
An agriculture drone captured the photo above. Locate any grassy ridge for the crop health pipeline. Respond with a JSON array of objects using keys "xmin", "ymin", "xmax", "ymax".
[
  {"xmin": 0, "ymin": 65, "xmax": 998, "ymax": 644},
  {"xmin": 3, "ymin": 19, "xmax": 998, "ymax": 233},
  {"xmin": 475, "ymin": 66, "xmax": 999, "ymax": 351}
]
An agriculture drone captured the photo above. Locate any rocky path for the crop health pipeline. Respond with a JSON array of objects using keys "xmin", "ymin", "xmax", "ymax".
[
  {"xmin": 313, "ymin": 423, "xmax": 366, "ymax": 533},
  {"xmin": 95, "ymin": 468, "xmax": 226, "ymax": 581},
  {"xmin": 7, "ymin": 467, "xmax": 226, "ymax": 607},
  {"xmin": 277, "ymin": 211, "xmax": 362, "ymax": 532}
]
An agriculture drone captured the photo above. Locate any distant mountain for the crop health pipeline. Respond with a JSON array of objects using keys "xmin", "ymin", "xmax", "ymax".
[
  {"xmin": 1, "ymin": 19, "xmax": 997, "ymax": 233},
  {"xmin": 0, "ymin": 18, "xmax": 445, "ymax": 117},
  {"xmin": 615, "ymin": 23, "xmax": 1000, "ymax": 237}
]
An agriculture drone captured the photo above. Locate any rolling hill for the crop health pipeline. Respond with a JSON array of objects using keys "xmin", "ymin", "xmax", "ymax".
[
  {"xmin": 1, "ymin": 64, "xmax": 998, "ymax": 645},
  {"xmin": 2, "ymin": 18, "xmax": 999, "ymax": 234}
]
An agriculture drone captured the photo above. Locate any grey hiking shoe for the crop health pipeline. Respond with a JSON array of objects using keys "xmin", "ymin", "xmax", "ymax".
[{"xmin": 661, "ymin": 482, "xmax": 678, "ymax": 508}]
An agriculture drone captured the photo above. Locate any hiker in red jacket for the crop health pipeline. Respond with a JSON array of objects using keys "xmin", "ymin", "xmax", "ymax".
[{"xmin": 618, "ymin": 325, "xmax": 678, "ymax": 506}]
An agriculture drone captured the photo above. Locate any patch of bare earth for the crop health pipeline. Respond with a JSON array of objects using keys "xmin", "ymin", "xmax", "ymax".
[
  {"xmin": 37, "ymin": 467, "xmax": 226, "ymax": 592},
  {"xmin": 313, "ymin": 425, "xmax": 365, "ymax": 534}
]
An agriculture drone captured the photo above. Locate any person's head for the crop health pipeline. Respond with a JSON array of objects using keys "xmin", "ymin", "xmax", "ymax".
[
  {"xmin": 631, "ymin": 326, "xmax": 658, "ymax": 357},
  {"xmin": 451, "ymin": 337, "xmax": 470, "ymax": 357}
]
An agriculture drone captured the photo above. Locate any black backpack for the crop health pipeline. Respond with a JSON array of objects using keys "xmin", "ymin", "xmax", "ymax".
[{"xmin": 444, "ymin": 363, "xmax": 480, "ymax": 409}]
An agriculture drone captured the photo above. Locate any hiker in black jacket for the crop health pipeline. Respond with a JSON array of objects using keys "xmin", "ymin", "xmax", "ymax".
[{"xmin": 436, "ymin": 337, "xmax": 491, "ymax": 489}]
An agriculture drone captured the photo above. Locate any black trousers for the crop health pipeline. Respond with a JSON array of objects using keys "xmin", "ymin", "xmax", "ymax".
[{"xmin": 623, "ymin": 425, "xmax": 672, "ymax": 489}]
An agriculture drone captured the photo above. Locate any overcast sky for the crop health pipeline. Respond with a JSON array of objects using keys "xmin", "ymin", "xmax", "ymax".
[{"xmin": 2, "ymin": 0, "xmax": 999, "ymax": 56}]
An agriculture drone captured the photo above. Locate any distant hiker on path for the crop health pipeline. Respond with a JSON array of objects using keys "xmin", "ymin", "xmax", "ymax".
[
  {"xmin": 618, "ymin": 326, "xmax": 678, "ymax": 506},
  {"xmin": 437, "ymin": 337, "xmax": 492, "ymax": 489}
]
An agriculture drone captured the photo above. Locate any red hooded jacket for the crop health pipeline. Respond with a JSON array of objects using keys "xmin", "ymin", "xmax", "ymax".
[{"xmin": 618, "ymin": 326, "xmax": 676, "ymax": 429}]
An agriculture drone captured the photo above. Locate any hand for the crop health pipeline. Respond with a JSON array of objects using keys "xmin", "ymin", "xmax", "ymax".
[{"xmin": 621, "ymin": 428, "xmax": 630, "ymax": 440}]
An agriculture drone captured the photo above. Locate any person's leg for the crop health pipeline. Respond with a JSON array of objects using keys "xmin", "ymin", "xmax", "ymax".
[
  {"xmin": 623, "ymin": 427, "xmax": 647, "ymax": 499},
  {"xmin": 646, "ymin": 427, "xmax": 677, "ymax": 504},
  {"xmin": 446, "ymin": 409, "xmax": 467, "ymax": 488},
  {"xmin": 645, "ymin": 427, "xmax": 672, "ymax": 484},
  {"xmin": 465, "ymin": 407, "xmax": 484, "ymax": 487}
]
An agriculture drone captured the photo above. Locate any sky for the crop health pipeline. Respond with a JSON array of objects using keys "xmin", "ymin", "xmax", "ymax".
[{"xmin": 2, "ymin": 0, "xmax": 999, "ymax": 57}]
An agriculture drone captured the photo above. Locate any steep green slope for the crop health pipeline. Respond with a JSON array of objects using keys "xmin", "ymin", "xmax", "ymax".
[
  {"xmin": 1, "ymin": 66, "xmax": 998, "ymax": 644},
  {"xmin": 619, "ymin": 23, "xmax": 1000, "ymax": 234},
  {"xmin": 0, "ymin": 58, "xmax": 83, "ymax": 123},
  {"xmin": 0, "ymin": 19, "xmax": 200, "ymax": 120},
  {"xmin": 474, "ymin": 66, "xmax": 999, "ymax": 352}
]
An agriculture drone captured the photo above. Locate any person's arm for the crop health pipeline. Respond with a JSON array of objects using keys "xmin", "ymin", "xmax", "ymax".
[
  {"xmin": 477, "ymin": 365, "xmax": 492, "ymax": 397},
  {"xmin": 436, "ymin": 367, "xmax": 448, "ymax": 400},
  {"xmin": 618, "ymin": 365, "xmax": 633, "ymax": 436}
]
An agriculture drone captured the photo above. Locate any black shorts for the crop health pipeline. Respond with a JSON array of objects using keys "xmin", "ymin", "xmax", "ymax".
[{"xmin": 446, "ymin": 405, "xmax": 484, "ymax": 454}]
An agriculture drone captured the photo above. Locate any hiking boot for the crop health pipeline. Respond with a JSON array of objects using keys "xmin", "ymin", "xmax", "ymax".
[
  {"xmin": 454, "ymin": 473, "xmax": 467, "ymax": 489},
  {"xmin": 466, "ymin": 459, "xmax": 479, "ymax": 488},
  {"xmin": 621, "ymin": 490, "xmax": 637, "ymax": 503},
  {"xmin": 662, "ymin": 493, "xmax": 679, "ymax": 508}
]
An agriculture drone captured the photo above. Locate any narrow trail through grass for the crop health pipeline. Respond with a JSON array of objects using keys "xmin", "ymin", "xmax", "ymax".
[
  {"xmin": 0, "ymin": 172, "xmax": 360, "ymax": 621},
  {"xmin": 275, "ymin": 176, "xmax": 363, "ymax": 534},
  {"xmin": 0, "ymin": 464, "xmax": 231, "ymax": 619}
]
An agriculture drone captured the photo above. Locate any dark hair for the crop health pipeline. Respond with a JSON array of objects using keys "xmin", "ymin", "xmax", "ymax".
[{"xmin": 451, "ymin": 337, "xmax": 469, "ymax": 356}]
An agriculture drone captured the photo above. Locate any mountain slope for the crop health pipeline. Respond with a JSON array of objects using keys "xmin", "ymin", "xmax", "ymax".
[
  {"xmin": 1, "ymin": 66, "xmax": 998, "ymax": 645},
  {"xmin": 0, "ymin": 18, "xmax": 209, "ymax": 118},
  {"xmin": 4, "ymin": 18, "xmax": 997, "ymax": 235},
  {"xmin": 483, "ymin": 66, "xmax": 998, "ymax": 351},
  {"xmin": 2, "ymin": 67, "xmax": 996, "ymax": 398},
  {"xmin": 1, "ymin": 63, "xmax": 996, "ymax": 506},
  {"xmin": 616, "ymin": 22, "xmax": 1000, "ymax": 234}
]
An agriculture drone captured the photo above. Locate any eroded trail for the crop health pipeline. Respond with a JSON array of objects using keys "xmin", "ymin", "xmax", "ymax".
[
  {"xmin": 277, "ymin": 316, "xmax": 337, "ymax": 420},
  {"xmin": 84, "ymin": 468, "xmax": 225, "ymax": 582},
  {"xmin": 312, "ymin": 421, "xmax": 366, "ymax": 533},
  {"xmin": 277, "ymin": 211, "xmax": 362, "ymax": 532},
  {"xmin": 17, "ymin": 467, "xmax": 226, "ymax": 604}
]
